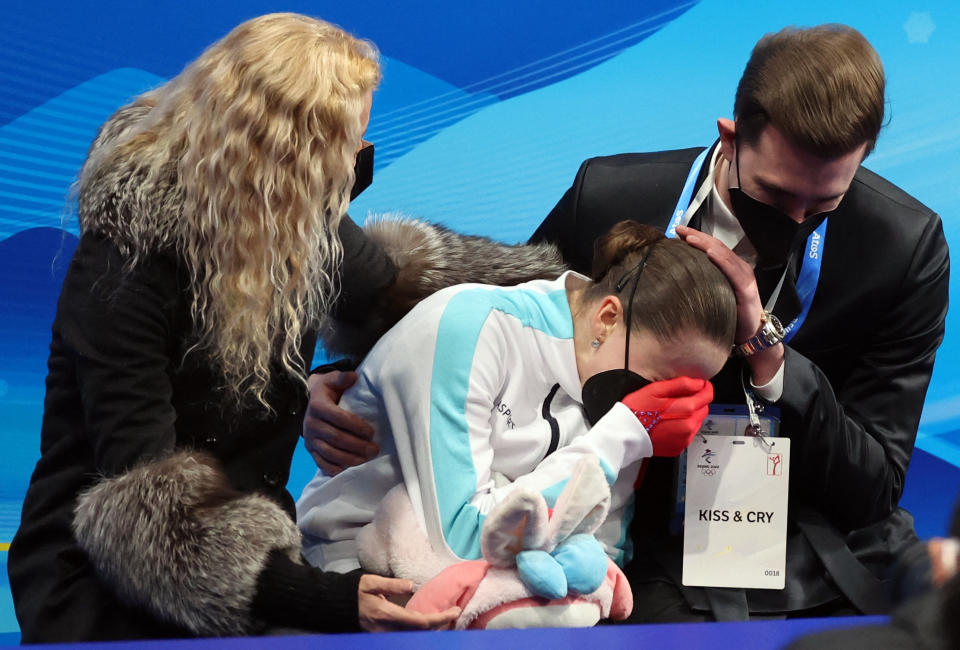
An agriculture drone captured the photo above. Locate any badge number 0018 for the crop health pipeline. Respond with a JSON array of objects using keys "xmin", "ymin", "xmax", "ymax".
[{"xmin": 682, "ymin": 434, "xmax": 790, "ymax": 589}]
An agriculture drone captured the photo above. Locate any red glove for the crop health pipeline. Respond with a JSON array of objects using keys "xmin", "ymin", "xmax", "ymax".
[{"xmin": 621, "ymin": 377, "xmax": 713, "ymax": 457}]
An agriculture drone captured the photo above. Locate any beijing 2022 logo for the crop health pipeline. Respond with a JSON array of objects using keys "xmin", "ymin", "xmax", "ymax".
[{"xmin": 698, "ymin": 448, "xmax": 719, "ymax": 476}]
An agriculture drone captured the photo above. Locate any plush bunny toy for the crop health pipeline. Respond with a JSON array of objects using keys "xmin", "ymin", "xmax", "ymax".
[{"xmin": 357, "ymin": 455, "xmax": 633, "ymax": 629}]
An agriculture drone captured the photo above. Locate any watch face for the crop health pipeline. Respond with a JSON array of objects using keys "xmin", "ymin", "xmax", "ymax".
[
  {"xmin": 736, "ymin": 311, "xmax": 786, "ymax": 356},
  {"xmin": 768, "ymin": 313, "xmax": 785, "ymax": 337},
  {"xmin": 762, "ymin": 312, "xmax": 786, "ymax": 344}
]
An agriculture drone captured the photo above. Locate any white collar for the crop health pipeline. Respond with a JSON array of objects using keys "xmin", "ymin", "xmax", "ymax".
[{"xmin": 698, "ymin": 145, "xmax": 758, "ymax": 267}]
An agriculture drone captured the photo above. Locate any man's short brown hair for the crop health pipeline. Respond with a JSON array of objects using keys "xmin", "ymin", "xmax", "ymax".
[{"xmin": 734, "ymin": 24, "xmax": 885, "ymax": 158}]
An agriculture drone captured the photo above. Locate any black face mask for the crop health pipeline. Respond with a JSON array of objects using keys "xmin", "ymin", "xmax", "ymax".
[
  {"xmin": 581, "ymin": 251, "xmax": 653, "ymax": 426},
  {"xmin": 729, "ymin": 143, "xmax": 828, "ymax": 265},
  {"xmin": 350, "ymin": 142, "xmax": 374, "ymax": 200}
]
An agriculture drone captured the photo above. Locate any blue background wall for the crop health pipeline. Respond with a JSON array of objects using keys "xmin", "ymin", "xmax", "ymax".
[{"xmin": 2, "ymin": 0, "xmax": 959, "ymax": 641}]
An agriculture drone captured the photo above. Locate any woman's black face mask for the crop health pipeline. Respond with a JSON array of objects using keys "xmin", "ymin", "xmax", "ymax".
[
  {"xmin": 351, "ymin": 142, "xmax": 375, "ymax": 200},
  {"xmin": 581, "ymin": 252, "xmax": 653, "ymax": 426},
  {"xmin": 728, "ymin": 141, "xmax": 827, "ymax": 265}
]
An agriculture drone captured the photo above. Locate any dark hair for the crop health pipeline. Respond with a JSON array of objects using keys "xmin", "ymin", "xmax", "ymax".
[
  {"xmin": 586, "ymin": 221, "xmax": 736, "ymax": 348},
  {"xmin": 734, "ymin": 24, "xmax": 885, "ymax": 158}
]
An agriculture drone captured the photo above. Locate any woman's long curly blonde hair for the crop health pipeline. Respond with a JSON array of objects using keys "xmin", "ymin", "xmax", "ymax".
[{"xmin": 76, "ymin": 13, "xmax": 381, "ymax": 409}]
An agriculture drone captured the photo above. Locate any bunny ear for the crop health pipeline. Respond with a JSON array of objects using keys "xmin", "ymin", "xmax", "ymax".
[
  {"xmin": 481, "ymin": 489, "xmax": 549, "ymax": 567},
  {"xmin": 407, "ymin": 560, "xmax": 490, "ymax": 618},
  {"xmin": 547, "ymin": 455, "xmax": 611, "ymax": 544}
]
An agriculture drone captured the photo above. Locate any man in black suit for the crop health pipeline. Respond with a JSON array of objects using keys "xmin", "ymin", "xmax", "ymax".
[{"xmin": 305, "ymin": 24, "xmax": 949, "ymax": 622}]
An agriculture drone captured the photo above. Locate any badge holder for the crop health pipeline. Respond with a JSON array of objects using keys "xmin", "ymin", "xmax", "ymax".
[
  {"xmin": 672, "ymin": 371, "xmax": 781, "ymax": 531},
  {"xmin": 679, "ymin": 370, "xmax": 790, "ymax": 590}
]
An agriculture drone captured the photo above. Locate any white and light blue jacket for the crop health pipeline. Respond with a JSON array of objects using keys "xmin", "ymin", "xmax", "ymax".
[{"xmin": 297, "ymin": 272, "xmax": 652, "ymax": 573}]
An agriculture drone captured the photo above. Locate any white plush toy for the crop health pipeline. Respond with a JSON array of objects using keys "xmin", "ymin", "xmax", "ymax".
[{"xmin": 357, "ymin": 454, "xmax": 633, "ymax": 629}]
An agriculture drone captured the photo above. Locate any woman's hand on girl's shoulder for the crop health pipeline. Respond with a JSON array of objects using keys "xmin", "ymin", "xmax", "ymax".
[{"xmin": 303, "ymin": 371, "xmax": 378, "ymax": 475}]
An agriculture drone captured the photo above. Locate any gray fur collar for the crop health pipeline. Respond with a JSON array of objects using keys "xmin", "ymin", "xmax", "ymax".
[
  {"xmin": 76, "ymin": 102, "xmax": 183, "ymax": 257},
  {"xmin": 320, "ymin": 216, "xmax": 568, "ymax": 359}
]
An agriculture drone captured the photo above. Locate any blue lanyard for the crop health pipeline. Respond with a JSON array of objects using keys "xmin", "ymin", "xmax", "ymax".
[
  {"xmin": 666, "ymin": 148, "xmax": 710, "ymax": 238},
  {"xmin": 666, "ymin": 147, "xmax": 826, "ymax": 343},
  {"xmin": 783, "ymin": 220, "xmax": 826, "ymax": 341}
]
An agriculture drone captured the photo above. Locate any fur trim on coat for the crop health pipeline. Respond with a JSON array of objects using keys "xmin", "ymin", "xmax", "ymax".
[
  {"xmin": 72, "ymin": 451, "xmax": 302, "ymax": 636},
  {"xmin": 321, "ymin": 216, "xmax": 568, "ymax": 359},
  {"xmin": 76, "ymin": 101, "xmax": 183, "ymax": 257}
]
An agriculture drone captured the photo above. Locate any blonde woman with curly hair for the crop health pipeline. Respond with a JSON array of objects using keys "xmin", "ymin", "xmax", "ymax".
[{"xmin": 8, "ymin": 13, "xmax": 471, "ymax": 641}]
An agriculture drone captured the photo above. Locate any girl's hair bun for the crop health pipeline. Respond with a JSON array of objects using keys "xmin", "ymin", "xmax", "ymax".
[{"xmin": 590, "ymin": 220, "xmax": 665, "ymax": 282}]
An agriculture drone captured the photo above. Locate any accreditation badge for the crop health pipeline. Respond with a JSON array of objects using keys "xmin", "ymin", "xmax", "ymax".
[{"xmin": 682, "ymin": 434, "xmax": 790, "ymax": 589}]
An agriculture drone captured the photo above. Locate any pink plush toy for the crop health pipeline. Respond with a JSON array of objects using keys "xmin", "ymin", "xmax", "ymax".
[{"xmin": 357, "ymin": 455, "xmax": 633, "ymax": 629}]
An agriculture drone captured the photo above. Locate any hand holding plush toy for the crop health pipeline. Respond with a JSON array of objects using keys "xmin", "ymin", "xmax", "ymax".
[{"xmin": 404, "ymin": 455, "xmax": 633, "ymax": 629}]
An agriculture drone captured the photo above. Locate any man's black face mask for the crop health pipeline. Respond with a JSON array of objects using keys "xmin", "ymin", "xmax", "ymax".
[
  {"xmin": 351, "ymin": 142, "xmax": 374, "ymax": 200},
  {"xmin": 581, "ymin": 251, "xmax": 653, "ymax": 426},
  {"xmin": 729, "ymin": 141, "xmax": 828, "ymax": 265}
]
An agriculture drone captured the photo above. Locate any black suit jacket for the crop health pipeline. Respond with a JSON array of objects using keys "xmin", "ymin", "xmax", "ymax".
[{"xmin": 531, "ymin": 146, "xmax": 950, "ymax": 614}]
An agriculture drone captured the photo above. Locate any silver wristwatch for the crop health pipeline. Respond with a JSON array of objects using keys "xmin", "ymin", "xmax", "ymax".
[{"xmin": 734, "ymin": 311, "xmax": 786, "ymax": 357}]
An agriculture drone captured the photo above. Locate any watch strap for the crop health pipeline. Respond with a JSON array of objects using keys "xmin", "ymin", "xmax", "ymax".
[{"xmin": 734, "ymin": 311, "xmax": 785, "ymax": 357}]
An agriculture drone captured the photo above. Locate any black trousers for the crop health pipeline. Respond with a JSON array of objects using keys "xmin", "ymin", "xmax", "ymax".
[{"xmin": 622, "ymin": 579, "xmax": 859, "ymax": 624}]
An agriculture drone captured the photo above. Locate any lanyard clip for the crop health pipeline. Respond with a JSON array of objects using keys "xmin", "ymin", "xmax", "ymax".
[
  {"xmin": 741, "ymin": 368, "xmax": 775, "ymax": 452},
  {"xmin": 740, "ymin": 367, "xmax": 764, "ymax": 435},
  {"xmin": 745, "ymin": 389, "xmax": 764, "ymax": 436}
]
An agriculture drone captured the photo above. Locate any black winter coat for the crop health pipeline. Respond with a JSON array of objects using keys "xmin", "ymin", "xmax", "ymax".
[{"xmin": 9, "ymin": 216, "xmax": 395, "ymax": 642}]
